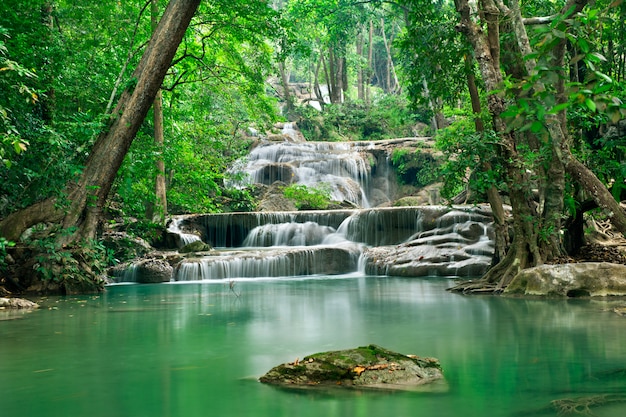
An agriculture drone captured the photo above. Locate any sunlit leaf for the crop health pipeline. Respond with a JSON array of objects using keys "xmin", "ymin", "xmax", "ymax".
[
  {"xmin": 585, "ymin": 98, "xmax": 597, "ymax": 112},
  {"xmin": 549, "ymin": 102, "xmax": 569, "ymax": 113}
]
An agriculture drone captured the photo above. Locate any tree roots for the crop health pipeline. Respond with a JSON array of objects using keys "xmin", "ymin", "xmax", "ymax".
[{"xmin": 552, "ymin": 394, "xmax": 626, "ymax": 416}]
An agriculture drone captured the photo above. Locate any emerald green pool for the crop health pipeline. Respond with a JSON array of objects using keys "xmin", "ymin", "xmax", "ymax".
[{"xmin": 2, "ymin": 277, "xmax": 626, "ymax": 417}]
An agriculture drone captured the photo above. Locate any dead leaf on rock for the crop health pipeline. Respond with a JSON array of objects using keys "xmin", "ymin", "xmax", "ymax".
[{"xmin": 353, "ymin": 366, "xmax": 366, "ymax": 376}]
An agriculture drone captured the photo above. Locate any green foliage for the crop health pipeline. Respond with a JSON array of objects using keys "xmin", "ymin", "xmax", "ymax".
[
  {"xmin": 0, "ymin": 236, "xmax": 15, "ymax": 272},
  {"xmin": 435, "ymin": 119, "xmax": 502, "ymax": 201},
  {"xmin": 32, "ymin": 233, "xmax": 113, "ymax": 293},
  {"xmin": 218, "ymin": 187, "xmax": 256, "ymax": 212},
  {"xmin": 396, "ymin": 0, "xmax": 469, "ymax": 115},
  {"xmin": 390, "ymin": 147, "xmax": 440, "ymax": 188},
  {"xmin": 295, "ymin": 94, "xmax": 421, "ymax": 141},
  {"xmin": 0, "ymin": 26, "xmax": 35, "ymax": 169},
  {"xmin": 283, "ymin": 183, "xmax": 331, "ymax": 210}
]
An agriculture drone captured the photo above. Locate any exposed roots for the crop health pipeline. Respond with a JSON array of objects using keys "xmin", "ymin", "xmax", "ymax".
[
  {"xmin": 552, "ymin": 394, "xmax": 626, "ymax": 416},
  {"xmin": 446, "ymin": 280, "xmax": 500, "ymax": 294}
]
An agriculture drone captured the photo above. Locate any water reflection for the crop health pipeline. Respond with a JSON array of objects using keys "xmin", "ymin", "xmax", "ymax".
[{"xmin": 1, "ymin": 277, "xmax": 625, "ymax": 417}]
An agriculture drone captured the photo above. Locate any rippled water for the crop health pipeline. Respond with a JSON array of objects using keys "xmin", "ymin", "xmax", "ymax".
[{"xmin": 2, "ymin": 276, "xmax": 626, "ymax": 417}]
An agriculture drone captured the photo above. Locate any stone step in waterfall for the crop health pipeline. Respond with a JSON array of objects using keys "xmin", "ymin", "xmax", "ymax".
[{"xmin": 132, "ymin": 205, "xmax": 496, "ymax": 282}]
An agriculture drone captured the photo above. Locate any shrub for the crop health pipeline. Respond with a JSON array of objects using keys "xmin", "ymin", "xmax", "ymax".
[{"xmin": 283, "ymin": 183, "xmax": 331, "ymax": 210}]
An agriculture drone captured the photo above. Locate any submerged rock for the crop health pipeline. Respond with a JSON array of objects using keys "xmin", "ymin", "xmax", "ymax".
[
  {"xmin": 505, "ymin": 262, "xmax": 626, "ymax": 297},
  {"xmin": 259, "ymin": 344, "xmax": 443, "ymax": 390}
]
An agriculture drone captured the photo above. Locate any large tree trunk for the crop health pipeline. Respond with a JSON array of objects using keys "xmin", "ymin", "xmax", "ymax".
[
  {"xmin": 451, "ymin": 0, "xmax": 550, "ymax": 291},
  {"xmin": 0, "ymin": 0, "xmax": 201, "ymax": 243},
  {"xmin": 464, "ymin": 54, "xmax": 508, "ymax": 264},
  {"xmin": 452, "ymin": 0, "xmax": 626, "ymax": 293},
  {"xmin": 151, "ymin": 0, "xmax": 167, "ymax": 223}
]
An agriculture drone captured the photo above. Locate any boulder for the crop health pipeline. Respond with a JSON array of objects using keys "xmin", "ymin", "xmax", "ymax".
[
  {"xmin": 179, "ymin": 241, "xmax": 213, "ymax": 253},
  {"xmin": 134, "ymin": 259, "xmax": 173, "ymax": 283},
  {"xmin": 0, "ymin": 297, "xmax": 39, "ymax": 309},
  {"xmin": 504, "ymin": 262, "xmax": 626, "ymax": 297},
  {"xmin": 259, "ymin": 344, "xmax": 443, "ymax": 391}
]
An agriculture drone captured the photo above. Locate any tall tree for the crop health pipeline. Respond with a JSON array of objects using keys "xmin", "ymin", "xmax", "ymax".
[
  {"xmin": 150, "ymin": 0, "xmax": 167, "ymax": 223},
  {"xmin": 0, "ymin": 0, "xmax": 201, "ymax": 245},
  {"xmin": 451, "ymin": 0, "xmax": 626, "ymax": 292}
]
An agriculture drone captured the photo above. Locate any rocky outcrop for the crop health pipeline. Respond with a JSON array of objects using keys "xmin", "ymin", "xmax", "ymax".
[
  {"xmin": 361, "ymin": 207, "xmax": 494, "ymax": 277},
  {"xmin": 504, "ymin": 262, "xmax": 626, "ymax": 297},
  {"xmin": 103, "ymin": 231, "xmax": 153, "ymax": 261},
  {"xmin": 133, "ymin": 259, "xmax": 173, "ymax": 283},
  {"xmin": 259, "ymin": 344, "xmax": 443, "ymax": 390},
  {"xmin": 0, "ymin": 297, "xmax": 39, "ymax": 309}
]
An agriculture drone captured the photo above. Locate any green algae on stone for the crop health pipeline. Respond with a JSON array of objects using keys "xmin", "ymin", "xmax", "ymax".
[{"xmin": 259, "ymin": 345, "xmax": 443, "ymax": 390}]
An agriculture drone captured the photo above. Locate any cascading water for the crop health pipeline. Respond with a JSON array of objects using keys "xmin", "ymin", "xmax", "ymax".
[
  {"xmin": 225, "ymin": 140, "xmax": 373, "ymax": 207},
  {"xmin": 131, "ymin": 206, "xmax": 496, "ymax": 283},
  {"xmin": 117, "ymin": 132, "xmax": 496, "ymax": 284}
]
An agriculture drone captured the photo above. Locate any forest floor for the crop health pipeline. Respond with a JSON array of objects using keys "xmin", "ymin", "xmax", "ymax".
[
  {"xmin": 551, "ymin": 219, "xmax": 626, "ymax": 265},
  {"xmin": 560, "ymin": 243, "xmax": 626, "ymax": 265}
]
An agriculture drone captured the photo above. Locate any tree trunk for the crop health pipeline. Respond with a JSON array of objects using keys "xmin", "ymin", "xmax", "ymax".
[
  {"xmin": 356, "ymin": 30, "xmax": 364, "ymax": 101},
  {"xmin": 0, "ymin": 0, "xmax": 201, "ymax": 244},
  {"xmin": 366, "ymin": 19, "xmax": 374, "ymax": 107},
  {"xmin": 451, "ymin": 0, "xmax": 546, "ymax": 291},
  {"xmin": 380, "ymin": 17, "xmax": 399, "ymax": 93},
  {"xmin": 452, "ymin": 0, "xmax": 626, "ymax": 293},
  {"xmin": 151, "ymin": 0, "xmax": 167, "ymax": 223},
  {"xmin": 152, "ymin": 88, "xmax": 168, "ymax": 223},
  {"xmin": 464, "ymin": 54, "xmax": 508, "ymax": 264},
  {"xmin": 313, "ymin": 56, "xmax": 324, "ymax": 107},
  {"xmin": 278, "ymin": 61, "xmax": 294, "ymax": 112}
]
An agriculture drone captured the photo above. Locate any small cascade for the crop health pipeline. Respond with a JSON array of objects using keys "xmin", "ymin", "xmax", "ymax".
[
  {"xmin": 167, "ymin": 217, "xmax": 201, "ymax": 248},
  {"xmin": 225, "ymin": 141, "xmax": 373, "ymax": 207},
  {"xmin": 174, "ymin": 245, "xmax": 362, "ymax": 281},
  {"xmin": 243, "ymin": 221, "xmax": 336, "ymax": 247},
  {"xmin": 282, "ymin": 122, "xmax": 300, "ymax": 142}
]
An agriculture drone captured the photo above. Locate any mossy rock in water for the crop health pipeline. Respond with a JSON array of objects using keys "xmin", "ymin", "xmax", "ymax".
[
  {"xmin": 179, "ymin": 241, "xmax": 213, "ymax": 253},
  {"xmin": 259, "ymin": 345, "xmax": 443, "ymax": 390}
]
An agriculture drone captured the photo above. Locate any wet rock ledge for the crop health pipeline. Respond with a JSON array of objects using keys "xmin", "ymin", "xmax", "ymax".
[{"xmin": 259, "ymin": 345, "xmax": 443, "ymax": 390}]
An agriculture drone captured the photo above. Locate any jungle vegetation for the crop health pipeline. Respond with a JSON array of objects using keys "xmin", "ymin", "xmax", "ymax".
[{"xmin": 0, "ymin": 0, "xmax": 625, "ymax": 294}]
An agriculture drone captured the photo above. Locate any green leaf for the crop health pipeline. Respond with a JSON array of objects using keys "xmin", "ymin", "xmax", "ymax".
[
  {"xmin": 578, "ymin": 39, "xmax": 590, "ymax": 53},
  {"xmin": 593, "ymin": 71, "xmax": 613, "ymax": 83},
  {"xmin": 584, "ymin": 98, "xmax": 597, "ymax": 112},
  {"xmin": 549, "ymin": 102, "xmax": 570, "ymax": 113},
  {"xmin": 530, "ymin": 121, "xmax": 544, "ymax": 133}
]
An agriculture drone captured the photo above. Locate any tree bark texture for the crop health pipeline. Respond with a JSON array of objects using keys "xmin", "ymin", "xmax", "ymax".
[
  {"xmin": 151, "ymin": 0, "xmax": 167, "ymax": 223},
  {"xmin": 454, "ymin": 0, "xmax": 546, "ymax": 288}
]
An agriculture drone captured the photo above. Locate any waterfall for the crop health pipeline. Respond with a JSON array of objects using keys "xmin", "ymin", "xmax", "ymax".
[
  {"xmin": 116, "ymin": 134, "xmax": 498, "ymax": 283},
  {"xmin": 114, "ymin": 206, "xmax": 495, "ymax": 283},
  {"xmin": 120, "ymin": 206, "xmax": 496, "ymax": 282},
  {"xmin": 224, "ymin": 141, "xmax": 374, "ymax": 207},
  {"xmin": 167, "ymin": 217, "xmax": 201, "ymax": 248}
]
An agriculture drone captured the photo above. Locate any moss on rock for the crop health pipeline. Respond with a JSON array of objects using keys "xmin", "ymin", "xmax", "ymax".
[{"xmin": 259, "ymin": 344, "xmax": 443, "ymax": 390}]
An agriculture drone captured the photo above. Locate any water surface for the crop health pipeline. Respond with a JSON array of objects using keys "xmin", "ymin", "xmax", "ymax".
[{"xmin": 2, "ymin": 276, "xmax": 626, "ymax": 417}]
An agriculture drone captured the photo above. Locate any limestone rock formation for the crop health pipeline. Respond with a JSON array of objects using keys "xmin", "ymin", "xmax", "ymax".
[
  {"xmin": 259, "ymin": 344, "xmax": 443, "ymax": 390},
  {"xmin": 0, "ymin": 297, "xmax": 39, "ymax": 309},
  {"xmin": 360, "ymin": 207, "xmax": 494, "ymax": 277},
  {"xmin": 134, "ymin": 259, "xmax": 173, "ymax": 283},
  {"xmin": 504, "ymin": 262, "xmax": 626, "ymax": 297}
]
